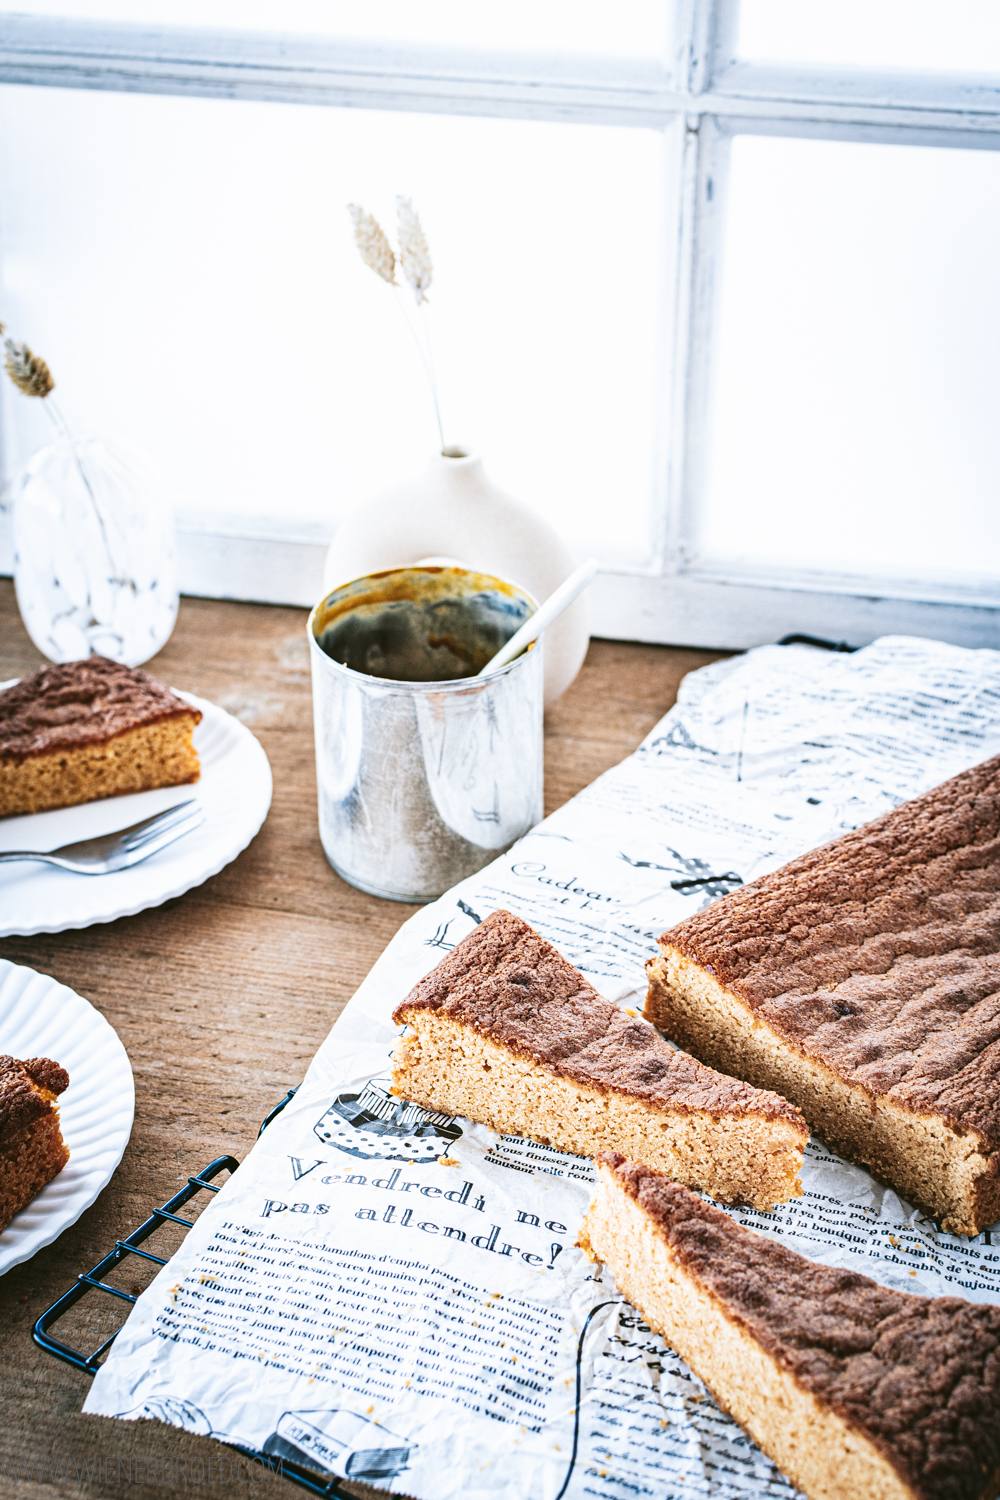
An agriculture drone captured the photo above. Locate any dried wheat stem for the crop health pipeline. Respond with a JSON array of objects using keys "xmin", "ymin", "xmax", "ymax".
[
  {"xmin": 347, "ymin": 204, "xmax": 397, "ymax": 285},
  {"xmin": 4, "ymin": 338, "xmax": 54, "ymax": 398},
  {"xmin": 391, "ymin": 290, "xmax": 446, "ymax": 452},
  {"xmin": 43, "ymin": 394, "xmax": 73, "ymax": 443},
  {"xmin": 2, "ymin": 324, "xmax": 121, "ymax": 578},
  {"xmin": 43, "ymin": 394, "xmax": 123, "ymax": 581},
  {"xmin": 418, "ymin": 301, "xmax": 445, "ymax": 452},
  {"xmin": 348, "ymin": 197, "xmax": 446, "ymax": 451},
  {"xmin": 395, "ymin": 197, "xmax": 443, "ymax": 445},
  {"xmin": 395, "ymin": 196, "xmax": 433, "ymax": 305}
]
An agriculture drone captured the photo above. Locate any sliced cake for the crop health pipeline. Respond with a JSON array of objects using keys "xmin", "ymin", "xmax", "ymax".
[
  {"xmin": 0, "ymin": 656, "xmax": 201, "ymax": 817},
  {"xmin": 645, "ymin": 753, "xmax": 1000, "ymax": 1236},
  {"xmin": 0, "ymin": 1055, "xmax": 70, "ymax": 1232},
  {"xmin": 391, "ymin": 910, "xmax": 807, "ymax": 1211},
  {"xmin": 581, "ymin": 1153, "xmax": 1000, "ymax": 1500}
]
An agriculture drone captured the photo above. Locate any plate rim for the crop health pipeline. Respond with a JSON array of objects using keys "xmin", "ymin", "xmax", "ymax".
[
  {"xmin": 0, "ymin": 686, "xmax": 273, "ymax": 938},
  {"xmin": 0, "ymin": 957, "xmax": 136, "ymax": 1276}
]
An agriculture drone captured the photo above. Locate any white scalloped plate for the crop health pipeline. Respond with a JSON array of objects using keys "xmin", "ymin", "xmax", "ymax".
[
  {"xmin": 0, "ymin": 688, "xmax": 272, "ymax": 937},
  {"xmin": 0, "ymin": 959, "xmax": 135, "ymax": 1275}
]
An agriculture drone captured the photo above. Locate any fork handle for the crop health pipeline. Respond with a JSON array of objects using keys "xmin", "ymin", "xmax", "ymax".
[{"xmin": 0, "ymin": 851, "xmax": 62, "ymax": 864}]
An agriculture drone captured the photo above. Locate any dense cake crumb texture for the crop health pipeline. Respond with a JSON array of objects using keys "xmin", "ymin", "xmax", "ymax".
[
  {"xmin": 396, "ymin": 909, "xmax": 801, "ymax": 1122},
  {"xmin": 0, "ymin": 656, "xmax": 200, "ymax": 762},
  {"xmin": 660, "ymin": 754, "xmax": 1000, "ymax": 1144},
  {"xmin": 0, "ymin": 1055, "xmax": 68, "ymax": 1142},
  {"xmin": 601, "ymin": 1152, "xmax": 1000, "ymax": 1500},
  {"xmin": 0, "ymin": 1055, "xmax": 70, "ymax": 1233}
]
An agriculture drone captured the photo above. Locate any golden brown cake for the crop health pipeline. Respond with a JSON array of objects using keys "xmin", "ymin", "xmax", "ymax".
[
  {"xmin": 0, "ymin": 656, "xmax": 201, "ymax": 817},
  {"xmin": 582, "ymin": 1153, "xmax": 1000, "ymax": 1500},
  {"xmin": 392, "ymin": 910, "xmax": 807, "ymax": 1211},
  {"xmin": 646, "ymin": 755, "xmax": 1000, "ymax": 1235},
  {"xmin": 0, "ymin": 1055, "xmax": 70, "ymax": 1232}
]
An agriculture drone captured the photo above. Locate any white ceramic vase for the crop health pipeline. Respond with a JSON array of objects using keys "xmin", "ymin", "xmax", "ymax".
[{"xmin": 322, "ymin": 450, "xmax": 590, "ymax": 706}]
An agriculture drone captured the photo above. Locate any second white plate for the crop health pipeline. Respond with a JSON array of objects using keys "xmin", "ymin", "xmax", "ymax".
[
  {"xmin": 0, "ymin": 689, "xmax": 272, "ymax": 937},
  {"xmin": 0, "ymin": 958, "xmax": 135, "ymax": 1276}
]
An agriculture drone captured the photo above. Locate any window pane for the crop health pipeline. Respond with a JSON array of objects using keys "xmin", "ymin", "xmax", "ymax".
[
  {"xmin": 0, "ymin": 85, "xmax": 666, "ymax": 570},
  {"xmin": 0, "ymin": 1, "xmax": 670, "ymax": 57},
  {"xmin": 700, "ymin": 134, "xmax": 1000, "ymax": 591},
  {"xmin": 738, "ymin": 0, "xmax": 1000, "ymax": 74}
]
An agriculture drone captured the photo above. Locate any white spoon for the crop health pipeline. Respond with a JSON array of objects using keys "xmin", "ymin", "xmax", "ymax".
[{"xmin": 478, "ymin": 559, "xmax": 599, "ymax": 678}]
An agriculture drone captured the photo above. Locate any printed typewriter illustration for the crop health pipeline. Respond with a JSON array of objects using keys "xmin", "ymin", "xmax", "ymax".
[
  {"xmin": 313, "ymin": 1077, "xmax": 462, "ymax": 1164},
  {"xmin": 263, "ymin": 1408, "xmax": 414, "ymax": 1482}
]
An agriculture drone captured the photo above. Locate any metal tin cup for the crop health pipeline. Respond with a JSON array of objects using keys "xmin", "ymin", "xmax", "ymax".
[{"xmin": 308, "ymin": 565, "xmax": 544, "ymax": 903}]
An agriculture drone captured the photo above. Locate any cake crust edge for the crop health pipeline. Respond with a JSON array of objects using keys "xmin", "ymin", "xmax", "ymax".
[
  {"xmin": 582, "ymin": 1152, "xmax": 1000, "ymax": 1500},
  {"xmin": 645, "ymin": 946, "xmax": 1000, "ymax": 1236},
  {"xmin": 393, "ymin": 1005, "xmax": 807, "ymax": 1210},
  {"xmin": 394, "ymin": 909, "xmax": 806, "ymax": 1127}
]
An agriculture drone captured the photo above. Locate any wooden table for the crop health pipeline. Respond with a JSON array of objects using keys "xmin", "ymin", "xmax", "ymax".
[{"xmin": 0, "ymin": 578, "xmax": 724, "ymax": 1498}]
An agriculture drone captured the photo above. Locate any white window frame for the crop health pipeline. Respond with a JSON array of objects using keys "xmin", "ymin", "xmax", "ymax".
[{"xmin": 1, "ymin": 0, "xmax": 999, "ymax": 648}]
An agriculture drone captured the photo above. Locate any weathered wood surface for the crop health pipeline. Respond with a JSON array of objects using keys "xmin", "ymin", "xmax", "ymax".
[{"xmin": 0, "ymin": 578, "xmax": 724, "ymax": 1498}]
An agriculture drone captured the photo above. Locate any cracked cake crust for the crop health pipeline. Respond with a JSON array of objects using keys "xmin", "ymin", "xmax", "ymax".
[
  {"xmin": 0, "ymin": 1054, "xmax": 69, "ymax": 1143},
  {"xmin": 0, "ymin": 657, "xmax": 200, "ymax": 761},
  {"xmin": 393, "ymin": 910, "xmax": 807, "ymax": 1210},
  {"xmin": 0, "ymin": 1055, "xmax": 70, "ymax": 1233},
  {"xmin": 645, "ymin": 753, "xmax": 1000, "ymax": 1234},
  {"xmin": 0, "ymin": 656, "xmax": 201, "ymax": 816},
  {"xmin": 583, "ymin": 1153, "xmax": 1000, "ymax": 1500}
]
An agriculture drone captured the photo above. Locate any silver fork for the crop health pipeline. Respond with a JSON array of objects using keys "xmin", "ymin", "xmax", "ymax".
[{"xmin": 0, "ymin": 800, "xmax": 205, "ymax": 874}]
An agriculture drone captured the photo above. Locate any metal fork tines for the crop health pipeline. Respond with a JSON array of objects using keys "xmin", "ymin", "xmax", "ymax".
[{"xmin": 0, "ymin": 800, "xmax": 205, "ymax": 875}]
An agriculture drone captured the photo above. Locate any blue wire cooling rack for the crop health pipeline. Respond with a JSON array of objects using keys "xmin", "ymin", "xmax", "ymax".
[{"xmin": 32, "ymin": 1088, "xmax": 364, "ymax": 1499}]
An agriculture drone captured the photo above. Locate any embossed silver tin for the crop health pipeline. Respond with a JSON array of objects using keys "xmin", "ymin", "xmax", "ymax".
[{"xmin": 308, "ymin": 565, "xmax": 543, "ymax": 903}]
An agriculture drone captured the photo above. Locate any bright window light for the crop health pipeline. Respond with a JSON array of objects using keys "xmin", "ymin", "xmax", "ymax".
[
  {"xmin": 701, "ymin": 134, "xmax": 1000, "ymax": 590},
  {"xmin": 738, "ymin": 0, "xmax": 1000, "ymax": 75},
  {"xmin": 0, "ymin": 84, "xmax": 665, "ymax": 570},
  {"xmin": 0, "ymin": 1, "xmax": 671, "ymax": 57}
]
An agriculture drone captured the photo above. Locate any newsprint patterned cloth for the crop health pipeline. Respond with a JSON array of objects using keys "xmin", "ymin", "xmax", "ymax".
[{"xmin": 86, "ymin": 636, "xmax": 1000, "ymax": 1500}]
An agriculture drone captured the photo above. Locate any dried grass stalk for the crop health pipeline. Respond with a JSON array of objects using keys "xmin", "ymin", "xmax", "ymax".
[
  {"xmin": 347, "ymin": 204, "xmax": 397, "ymax": 285},
  {"xmin": 396, "ymin": 196, "xmax": 433, "ymax": 305},
  {"xmin": 4, "ymin": 339, "xmax": 54, "ymax": 398}
]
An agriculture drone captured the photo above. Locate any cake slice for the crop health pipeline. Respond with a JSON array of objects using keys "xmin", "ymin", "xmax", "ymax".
[
  {"xmin": 0, "ymin": 1055, "xmax": 70, "ymax": 1232},
  {"xmin": 645, "ymin": 753, "xmax": 1000, "ymax": 1236},
  {"xmin": 391, "ymin": 910, "xmax": 807, "ymax": 1211},
  {"xmin": 581, "ymin": 1153, "xmax": 1000, "ymax": 1500},
  {"xmin": 0, "ymin": 656, "xmax": 201, "ymax": 817}
]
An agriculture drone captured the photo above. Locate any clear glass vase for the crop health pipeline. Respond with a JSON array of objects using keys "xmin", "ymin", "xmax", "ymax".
[{"xmin": 11, "ymin": 433, "xmax": 178, "ymax": 667}]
